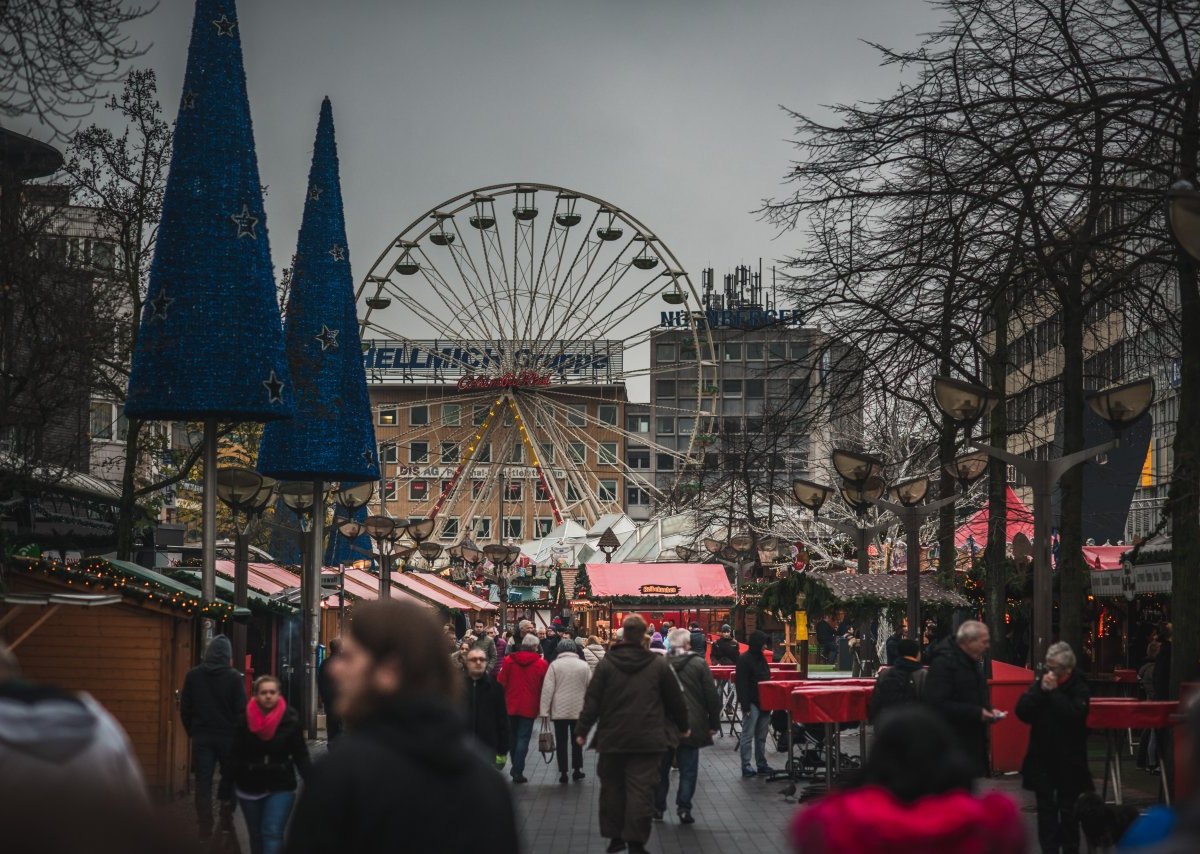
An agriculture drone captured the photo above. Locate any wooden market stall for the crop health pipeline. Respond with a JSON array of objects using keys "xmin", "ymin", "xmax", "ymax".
[{"xmin": 573, "ymin": 562, "xmax": 735, "ymax": 642}]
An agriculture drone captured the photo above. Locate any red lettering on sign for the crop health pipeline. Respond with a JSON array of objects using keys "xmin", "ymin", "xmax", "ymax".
[{"xmin": 456, "ymin": 371, "xmax": 553, "ymax": 391}]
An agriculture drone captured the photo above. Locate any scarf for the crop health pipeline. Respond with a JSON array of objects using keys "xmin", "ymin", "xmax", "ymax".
[{"xmin": 247, "ymin": 696, "xmax": 287, "ymax": 741}]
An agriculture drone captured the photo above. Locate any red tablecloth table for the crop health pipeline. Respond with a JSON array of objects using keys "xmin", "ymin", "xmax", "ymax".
[
  {"xmin": 789, "ymin": 685, "xmax": 875, "ymax": 789},
  {"xmin": 1088, "ymin": 699, "xmax": 1178, "ymax": 805}
]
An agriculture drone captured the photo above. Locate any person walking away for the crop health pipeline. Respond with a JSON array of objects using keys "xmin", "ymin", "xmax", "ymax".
[
  {"xmin": 181, "ymin": 633, "xmax": 246, "ymax": 840},
  {"xmin": 736, "ymin": 630, "xmax": 775, "ymax": 778},
  {"xmin": 584, "ymin": 635, "xmax": 608, "ymax": 671},
  {"xmin": 688, "ymin": 623, "xmax": 708, "ymax": 661},
  {"xmin": 285, "ymin": 599, "xmax": 518, "ymax": 854},
  {"xmin": 317, "ymin": 637, "xmax": 342, "ymax": 743},
  {"xmin": 497, "ymin": 632, "xmax": 549, "ymax": 783},
  {"xmin": 650, "ymin": 632, "xmax": 667, "ymax": 655},
  {"xmin": 790, "ymin": 705, "xmax": 1026, "ymax": 854},
  {"xmin": 1138, "ymin": 641, "xmax": 1161, "ymax": 771},
  {"xmin": 869, "ymin": 638, "xmax": 925, "ymax": 723},
  {"xmin": 463, "ymin": 647, "xmax": 509, "ymax": 769},
  {"xmin": 656, "ymin": 628, "xmax": 721, "ymax": 825},
  {"xmin": 576, "ymin": 614, "xmax": 690, "ymax": 854},
  {"xmin": 712, "ymin": 625, "xmax": 740, "ymax": 666},
  {"xmin": 540, "ymin": 638, "xmax": 592, "ymax": 783},
  {"xmin": 231, "ymin": 675, "xmax": 310, "ymax": 854},
  {"xmin": 1016, "ymin": 642, "xmax": 1091, "ymax": 854},
  {"xmin": 473, "ymin": 619, "xmax": 497, "ymax": 671},
  {"xmin": 493, "ymin": 627, "xmax": 508, "ymax": 670},
  {"xmin": 925, "ymin": 620, "xmax": 1002, "ymax": 778},
  {"xmin": 884, "ymin": 621, "xmax": 907, "ymax": 667}
]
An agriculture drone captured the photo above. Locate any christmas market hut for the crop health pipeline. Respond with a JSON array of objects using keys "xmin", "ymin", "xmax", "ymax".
[{"xmin": 573, "ymin": 562, "xmax": 735, "ymax": 641}]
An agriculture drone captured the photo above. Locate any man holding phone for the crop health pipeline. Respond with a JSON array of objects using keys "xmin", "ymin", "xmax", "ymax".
[{"xmin": 925, "ymin": 620, "xmax": 1005, "ymax": 777}]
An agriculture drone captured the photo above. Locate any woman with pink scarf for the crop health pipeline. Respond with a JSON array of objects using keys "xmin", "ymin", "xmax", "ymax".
[{"xmin": 231, "ymin": 675, "xmax": 311, "ymax": 854}]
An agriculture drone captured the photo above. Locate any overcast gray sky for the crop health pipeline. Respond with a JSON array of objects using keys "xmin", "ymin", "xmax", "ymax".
[{"xmin": 104, "ymin": 0, "xmax": 939, "ymax": 286}]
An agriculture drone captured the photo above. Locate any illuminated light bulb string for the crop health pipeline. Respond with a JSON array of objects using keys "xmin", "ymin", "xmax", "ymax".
[
  {"xmin": 427, "ymin": 398, "xmax": 502, "ymax": 519},
  {"xmin": 508, "ymin": 398, "xmax": 564, "ymax": 525}
]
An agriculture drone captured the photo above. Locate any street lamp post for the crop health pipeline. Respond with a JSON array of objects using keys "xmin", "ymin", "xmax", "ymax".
[
  {"xmin": 362, "ymin": 514, "xmax": 397, "ymax": 599},
  {"xmin": 277, "ymin": 481, "xmax": 325, "ymax": 740},
  {"xmin": 933, "ymin": 375, "xmax": 1154, "ymax": 665},
  {"xmin": 217, "ymin": 467, "xmax": 276, "ymax": 672},
  {"xmin": 483, "ymin": 543, "xmax": 520, "ymax": 631}
]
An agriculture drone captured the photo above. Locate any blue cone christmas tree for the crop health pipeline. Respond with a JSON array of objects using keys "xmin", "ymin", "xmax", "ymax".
[
  {"xmin": 126, "ymin": 0, "xmax": 292, "ymax": 421},
  {"xmin": 257, "ymin": 98, "xmax": 380, "ymax": 482},
  {"xmin": 325, "ymin": 502, "xmax": 373, "ymax": 566}
]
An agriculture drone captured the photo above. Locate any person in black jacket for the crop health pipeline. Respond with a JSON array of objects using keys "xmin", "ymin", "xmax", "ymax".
[
  {"xmin": 869, "ymin": 639, "xmax": 924, "ymax": 723},
  {"xmin": 463, "ymin": 646, "xmax": 509, "ymax": 766},
  {"xmin": 285, "ymin": 599, "xmax": 518, "ymax": 854},
  {"xmin": 180, "ymin": 634, "xmax": 246, "ymax": 840},
  {"xmin": 317, "ymin": 637, "xmax": 342, "ymax": 744},
  {"xmin": 711, "ymin": 625, "xmax": 740, "ymax": 666},
  {"xmin": 1016, "ymin": 642, "xmax": 1092, "ymax": 854},
  {"xmin": 735, "ymin": 630, "xmax": 774, "ymax": 778},
  {"xmin": 231, "ymin": 675, "xmax": 310, "ymax": 854},
  {"xmin": 924, "ymin": 620, "xmax": 1002, "ymax": 778},
  {"xmin": 884, "ymin": 621, "xmax": 907, "ymax": 667}
]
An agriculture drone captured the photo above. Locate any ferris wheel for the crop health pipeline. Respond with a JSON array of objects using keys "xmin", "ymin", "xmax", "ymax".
[{"xmin": 356, "ymin": 182, "xmax": 714, "ymax": 533}]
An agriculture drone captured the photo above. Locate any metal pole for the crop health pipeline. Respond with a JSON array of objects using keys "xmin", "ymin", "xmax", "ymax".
[
  {"xmin": 201, "ymin": 419, "xmax": 218, "ymax": 648},
  {"xmin": 379, "ymin": 545, "xmax": 390, "ymax": 600},
  {"xmin": 904, "ymin": 509, "xmax": 921, "ymax": 640},
  {"xmin": 306, "ymin": 480, "xmax": 324, "ymax": 740},
  {"xmin": 1030, "ymin": 465, "xmax": 1054, "ymax": 668},
  {"xmin": 856, "ymin": 526, "xmax": 870, "ymax": 575},
  {"xmin": 233, "ymin": 520, "xmax": 249, "ymax": 673}
]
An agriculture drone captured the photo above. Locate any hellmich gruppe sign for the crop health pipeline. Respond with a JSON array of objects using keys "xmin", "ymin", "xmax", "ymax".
[{"xmin": 362, "ymin": 340, "xmax": 623, "ymax": 380}]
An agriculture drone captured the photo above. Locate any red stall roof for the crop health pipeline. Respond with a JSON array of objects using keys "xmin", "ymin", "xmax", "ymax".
[
  {"xmin": 584, "ymin": 563, "xmax": 734, "ymax": 599},
  {"xmin": 390, "ymin": 572, "xmax": 482, "ymax": 610},
  {"xmin": 955, "ymin": 485, "xmax": 1035, "ymax": 549},
  {"xmin": 1083, "ymin": 545, "xmax": 1128, "ymax": 570},
  {"xmin": 402, "ymin": 571, "xmax": 497, "ymax": 612}
]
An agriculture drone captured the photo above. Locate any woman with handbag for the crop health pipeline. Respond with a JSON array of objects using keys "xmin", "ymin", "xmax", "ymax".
[
  {"xmin": 231, "ymin": 675, "xmax": 311, "ymax": 854},
  {"xmin": 539, "ymin": 638, "xmax": 592, "ymax": 783}
]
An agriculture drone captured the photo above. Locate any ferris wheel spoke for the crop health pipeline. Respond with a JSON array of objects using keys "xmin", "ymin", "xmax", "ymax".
[
  {"xmin": 581, "ymin": 277, "xmax": 673, "ymax": 344},
  {"xmin": 536, "ymin": 235, "xmax": 639, "ymax": 355},
  {"xmin": 531, "ymin": 207, "xmax": 604, "ymax": 345},
  {"xmin": 411, "ymin": 246, "xmax": 501, "ymax": 346},
  {"xmin": 523, "ymin": 195, "xmax": 569, "ymax": 346},
  {"xmin": 447, "ymin": 217, "xmax": 507, "ymax": 333}
]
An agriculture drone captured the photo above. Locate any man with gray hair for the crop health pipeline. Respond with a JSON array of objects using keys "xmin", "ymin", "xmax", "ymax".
[
  {"xmin": 925, "ymin": 620, "xmax": 1003, "ymax": 777},
  {"xmin": 1016, "ymin": 641, "xmax": 1092, "ymax": 854}
]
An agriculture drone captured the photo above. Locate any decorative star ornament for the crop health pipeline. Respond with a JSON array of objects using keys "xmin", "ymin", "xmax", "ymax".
[
  {"xmin": 315, "ymin": 325, "xmax": 340, "ymax": 352},
  {"xmin": 230, "ymin": 204, "xmax": 259, "ymax": 239},
  {"xmin": 262, "ymin": 370, "xmax": 285, "ymax": 404},
  {"xmin": 212, "ymin": 14, "xmax": 237, "ymax": 37},
  {"xmin": 328, "ymin": 244, "xmax": 346, "ymax": 262},
  {"xmin": 363, "ymin": 448, "xmax": 375, "ymax": 467},
  {"xmin": 148, "ymin": 290, "xmax": 174, "ymax": 322},
  {"xmin": 308, "ymin": 185, "xmax": 323, "ymax": 201},
  {"xmin": 181, "ymin": 90, "xmax": 197, "ymax": 110}
]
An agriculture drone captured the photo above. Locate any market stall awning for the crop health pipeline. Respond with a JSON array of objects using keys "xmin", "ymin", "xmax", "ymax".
[
  {"xmin": 1082, "ymin": 545, "xmax": 1127, "ymax": 570},
  {"xmin": 809, "ymin": 571, "xmax": 970, "ymax": 608},
  {"xmin": 403, "ymin": 571, "xmax": 497, "ymax": 612},
  {"xmin": 954, "ymin": 486, "xmax": 1034, "ymax": 549},
  {"xmin": 584, "ymin": 563, "xmax": 734, "ymax": 599}
]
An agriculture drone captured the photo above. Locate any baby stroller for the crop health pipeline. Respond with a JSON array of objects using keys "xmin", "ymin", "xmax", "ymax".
[{"xmin": 770, "ymin": 711, "xmax": 859, "ymax": 778}]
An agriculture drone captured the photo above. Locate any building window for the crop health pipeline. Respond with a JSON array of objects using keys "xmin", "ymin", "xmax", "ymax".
[
  {"xmin": 471, "ymin": 480, "xmax": 485, "ymax": 498},
  {"xmin": 508, "ymin": 443, "xmax": 524, "ymax": 464},
  {"xmin": 790, "ymin": 341, "xmax": 809, "ymax": 361},
  {"xmin": 627, "ymin": 486, "xmax": 651, "ymax": 506},
  {"xmin": 677, "ymin": 417, "xmax": 695, "ymax": 435},
  {"xmin": 410, "ymin": 405, "xmax": 429, "ymax": 426},
  {"xmin": 442, "ymin": 404, "xmax": 461, "ymax": 426},
  {"xmin": 504, "ymin": 480, "xmax": 523, "ymax": 501},
  {"xmin": 473, "ymin": 405, "xmax": 488, "ymax": 426},
  {"xmin": 656, "ymin": 343, "xmax": 676, "ymax": 362},
  {"xmin": 535, "ymin": 518, "xmax": 554, "ymax": 538},
  {"xmin": 627, "ymin": 449, "xmax": 650, "ymax": 469},
  {"xmin": 89, "ymin": 402, "xmax": 125, "ymax": 440},
  {"xmin": 475, "ymin": 443, "xmax": 491, "ymax": 463},
  {"xmin": 566, "ymin": 482, "xmax": 582, "ymax": 502},
  {"xmin": 538, "ymin": 442, "xmax": 555, "ymax": 464},
  {"xmin": 725, "ymin": 342, "xmax": 742, "ymax": 361},
  {"xmin": 378, "ymin": 407, "xmax": 398, "ymax": 426},
  {"xmin": 657, "ymin": 416, "xmax": 675, "ymax": 435},
  {"xmin": 503, "ymin": 407, "xmax": 515, "ymax": 427},
  {"xmin": 380, "ymin": 444, "xmax": 398, "ymax": 464},
  {"xmin": 440, "ymin": 480, "xmax": 453, "ymax": 497},
  {"xmin": 746, "ymin": 342, "xmax": 764, "ymax": 360},
  {"xmin": 656, "ymin": 454, "xmax": 675, "ymax": 471},
  {"xmin": 598, "ymin": 442, "xmax": 618, "ymax": 466},
  {"xmin": 410, "ymin": 480, "xmax": 429, "ymax": 501},
  {"xmin": 473, "ymin": 518, "xmax": 492, "ymax": 540},
  {"xmin": 723, "ymin": 379, "xmax": 743, "ymax": 398},
  {"xmin": 503, "ymin": 517, "xmax": 523, "ymax": 539},
  {"xmin": 655, "ymin": 379, "xmax": 676, "ymax": 399},
  {"xmin": 410, "ymin": 441, "xmax": 429, "ymax": 463},
  {"xmin": 598, "ymin": 480, "xmax": 618, "ymax": 501},
  {"xmin": 535, "ymin": 481, "xmax": 551, "ymax": 502},
  {"xmin": 567, "ymin": 404, "xmax": 586, "ymax": 426},
  {"xmin": 440, "ymin": 442, "xmax": 459, "ymax": 463},
  {"xmin": 768, "ymin": 341, "xmax": 787, "ymax": 360},
  {"xmin": 440, "ymin": 518, "xmax": 459, "ymax": 540},
  {"xmin": 568, "ymin": 442, "xmax": 586, "ymax": 464},
  {"xmin": 598, "ymin": 404, "xmax": 618, "ymax": 425},
  {"xmin": 745, "ymin": 379, "xmax": 764, "ymax": 399},
  {"xmin": 383, "ymin": 480, "xmax": 398, "ymax": 501},
  {"xmin": 626, "ymin": 413, "xmax": 650, "ymax": 433}
]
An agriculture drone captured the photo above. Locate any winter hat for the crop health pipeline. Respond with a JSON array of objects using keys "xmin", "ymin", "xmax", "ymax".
[
  {"xmin": 650, "ymin": 633, "xmax": 666, "ymax": 650},
  {"xmin": 521, "ymin": 634, "xmax": 541, "ymax": 651},
  {"xmin": 721, "ymin": 624, "xmax": 732, "ymax": 633},
  {"xmin": 204, "ymin": 635, "xmax": 232, "ymax": 665}
]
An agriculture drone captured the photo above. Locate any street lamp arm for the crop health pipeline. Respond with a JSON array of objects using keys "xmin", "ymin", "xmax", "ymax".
[
  {"xmin": 1047, "ymin": 438, "xmax": 1120, "ymax": 482},
  {"xmin": 970, "ymin": 441, "xmax": 1038, "ymax": 472},
  {"xmin": 876, "ymin": 493, "xmax": 959, "ymax": 519}
]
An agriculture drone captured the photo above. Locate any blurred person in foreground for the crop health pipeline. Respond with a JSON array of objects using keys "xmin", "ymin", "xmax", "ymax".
[
  {"xmin": 231, "ymin": 675, "xmax": 310, "ymax": 854},
  {"xmin": 868, "ymin": 638, "xmax": 924, "ymax": 723},
  {"xmin": 576, "ymin": 614, "xmax": 689, "ymax": 854},
  {"xmin": 790, "ymin": 705, "xmax": 1027, "ymax": 854},
  {"xmin": 285, "ymin": 599, "xmax": 518, "ymax": 854},
  {"xmin": 925, "ymin": 620, "xmax": 1003, "ymax": 777},
  {"xmin": 1015, "ymin": 641, "xmax": 1091, "ymax": 854},
  {"xmin": 655, "ymin": 628, "xmax": 721, "ymax": 825}
]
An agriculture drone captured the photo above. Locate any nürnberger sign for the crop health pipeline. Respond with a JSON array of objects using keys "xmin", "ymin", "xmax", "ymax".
[{"xmin": 639, "ymin": 584, "xmax": 680, "ymax": 595}]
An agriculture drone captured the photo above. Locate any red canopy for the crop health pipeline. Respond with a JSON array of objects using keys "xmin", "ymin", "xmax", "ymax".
[
  {"xmin": 1083, "ymin": 545, "xmax": 1127, "ymax": 570},
  {"xmin": 955, "ymin": 485, "xmax": 1035, "ymax": 549},
  {"xmin": 584, "ymin": 563, "xmax": 734, "ymax": 599}
]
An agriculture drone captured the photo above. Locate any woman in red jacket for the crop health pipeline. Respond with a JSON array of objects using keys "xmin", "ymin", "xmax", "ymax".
[
  {"xmin": 497, "ymin": 633, "xmax": 549, "ymax": 784},
  {"xmin": 790, "ymin": 706, "xmax": 1027, "ymax": 854}
]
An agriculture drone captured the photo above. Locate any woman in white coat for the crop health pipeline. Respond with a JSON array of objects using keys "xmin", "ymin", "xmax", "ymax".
[{"xmin": 539, "ymin": 639, "xmax": 592, "ymax": 783}]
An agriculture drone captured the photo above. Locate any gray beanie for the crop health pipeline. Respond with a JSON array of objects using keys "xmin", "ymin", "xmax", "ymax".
[
  {"xmin": 555, "ymin": 639, "xmax": 577, "ymax": 656},
  {"xmin": 204, "ymin": 634, "xmax": 232, "ymax": 665},
  {"xmin": 521, "ymin": 633, "xmax": 541, "ymax": 651}
]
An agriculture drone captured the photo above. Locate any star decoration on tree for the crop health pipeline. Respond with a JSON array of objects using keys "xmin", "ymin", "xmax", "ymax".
[
  {"xmin": 230, "ymin": 204, "xmax": 259, "ymax": 239},
  {"xmin": 148, "ymin": 290, "xmax": 174, "ymax": 322},
  {"xmin": 362, "ymin": 448, "xmax": 375, "ymax": 467},
  {"xmin": 262, "ymin": 370, "xmax": 285, "ymax": 404},
  {"xmin": 182, "ymin": 90, "xmax": 198, "ymax": 110},
  {"xmin": 328, "ymin": 244, "xmax": 346, "ymax": 262},
  {"xmin": 308, "ymin": 185, "xmax": 323, "ymax": 201},
  {"xmin": 315, "ymin": 324, "xmax": 340, "ymax": 351},
  {"xmin": 212, "ymin": 14, "xmax": 237, "ymax": 37}
]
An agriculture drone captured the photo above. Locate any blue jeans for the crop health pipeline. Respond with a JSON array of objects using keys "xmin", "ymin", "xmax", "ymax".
[
  {"xmin": 239, "ymin": 791, "xmax": 295, "ymax": 854},
  {"xmin": 739, "ymin": 704, "xmax": 771, "ymax": 772},
  {"xmin": 655, "ymin": 745, "xmax": 700, "ymax": 811},
  {"xmin": 509, "ymin": 715, "xmax": 535, "ymax": 779}
]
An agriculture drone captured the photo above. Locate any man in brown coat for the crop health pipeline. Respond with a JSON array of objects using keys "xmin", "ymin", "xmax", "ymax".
[{"xmin": 576, "ymin": 615, "xmax": 689, "ymax": 854}]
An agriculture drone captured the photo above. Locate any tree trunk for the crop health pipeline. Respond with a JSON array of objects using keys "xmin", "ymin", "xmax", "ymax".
[
  {"xmin": 115, "ymin": 419, "xmax": 143, "ymax": 560},
  {"xmin": 986, "ymin": 290, "xmax": 1010, "ymax": 662},
  {"xmin": 1058, "ymin": 279, "xmax": 1086, "ymax": 654}
]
